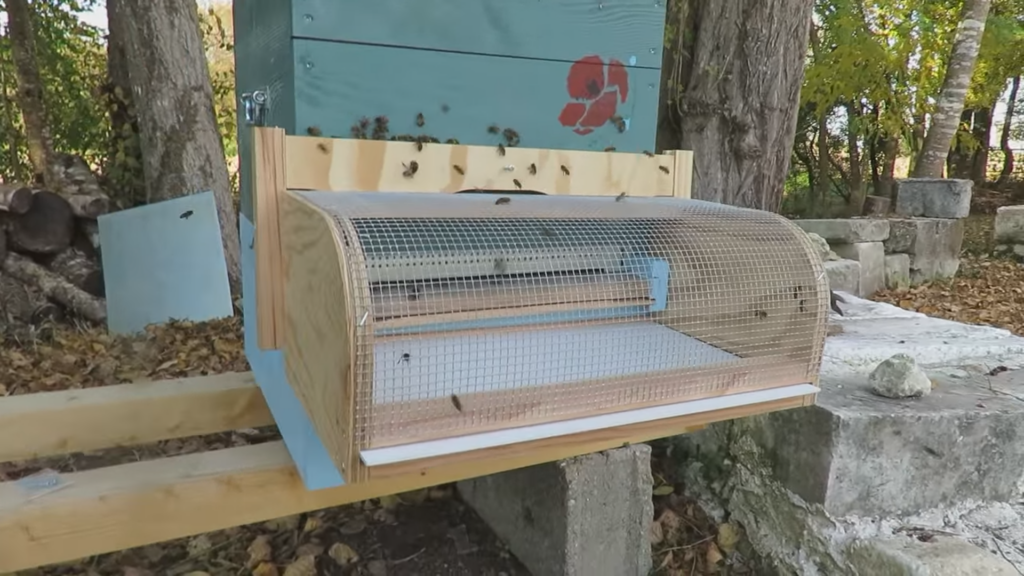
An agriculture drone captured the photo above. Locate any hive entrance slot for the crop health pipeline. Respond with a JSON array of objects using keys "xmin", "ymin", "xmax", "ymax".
[{"xmin": 370, "ymin": 268, "xmax": 653, "ymax": 329}]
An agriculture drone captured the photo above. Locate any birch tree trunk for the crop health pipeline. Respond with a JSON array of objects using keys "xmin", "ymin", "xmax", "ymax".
[
  {"xmin": 912, "ymin": 0, "xmax": 992, "ymax": 178},
  {"xmin": 112, "ymin": 0, "xmax": 241, "ymax": 293},
  {"xmin": 4, "ymin": 0, "xmax": 62, "ymax": 190},
  {"xmin": 657, "ymin": 0, "xmax": 814, "ymax": 211}
]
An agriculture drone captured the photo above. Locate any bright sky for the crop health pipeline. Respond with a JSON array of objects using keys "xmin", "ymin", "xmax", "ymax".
[{"xmin": 80, "ymin": 1, "xmax": 107, "ymax": 31}]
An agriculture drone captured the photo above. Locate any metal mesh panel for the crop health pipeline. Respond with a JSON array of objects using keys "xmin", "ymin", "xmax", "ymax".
[{"xmin": 298, "ymin": 191, "xmax": 828, "ymax": 450}]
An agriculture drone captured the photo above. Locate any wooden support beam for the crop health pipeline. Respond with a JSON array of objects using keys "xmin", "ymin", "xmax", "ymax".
[
  {"xmin": 0, "ymin": 395, "xmax": 812, "ymax": 572},
  {"xmin": 0, "ymin": 373, "xmax": 272, "ymax": 463}
]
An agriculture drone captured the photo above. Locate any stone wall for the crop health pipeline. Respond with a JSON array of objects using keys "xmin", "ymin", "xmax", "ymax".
[{"xmin": 793, "ymin": 178, "xmax": 970, "ymax": 297}]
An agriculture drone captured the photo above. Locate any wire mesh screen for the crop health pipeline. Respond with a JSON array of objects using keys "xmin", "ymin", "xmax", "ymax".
[{"xmin": 297, "ymin": 191, "xmax": 828, "ymax": 450}]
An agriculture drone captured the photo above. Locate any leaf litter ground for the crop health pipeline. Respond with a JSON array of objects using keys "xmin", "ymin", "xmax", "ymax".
[{"xmin": 6, "ymin": 198, "xmax": 1023, "ymax": 575}]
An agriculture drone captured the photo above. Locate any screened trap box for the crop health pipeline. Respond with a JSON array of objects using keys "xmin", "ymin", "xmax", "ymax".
[{"xmin": 251, "ymin": 128, "xmax": 825, "ymax": 484}]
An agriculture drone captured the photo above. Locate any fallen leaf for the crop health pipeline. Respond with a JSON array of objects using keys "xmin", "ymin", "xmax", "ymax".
[
  {"xmin": 652, "ymin": 485, "xmax": 675, "ymax": 496},
  {"xmin": 378, "ymin": 494, "xmax": 402, "ymax": 510},
  {"xmin": 247, "ymin": 535, "xmax": 273, "ymax": 567},
  {"xmin": 282, "ymin": 554, "xmax": 316, "ymax": 576},
  {"xmin": 186, "ymin": 534, "xmax": 213, "ymax": 557},
  {"xmin": 295, "ymin": 543, "xmax": 324, "ymax": 557},
  {"xmin": 716, "ymin": 521, "xmax": 742, "ymax": 553},
  {"xmin": 302, "ymin": 516, "xmax": 321, "ymax": 533},
  {"xmin": 252, "ymin": 562, "xmax": 280, "ymax": 576},
  {"xmin": 649, "ymin": 520, "xmax": 665, "ymax": 545},
  {"xmin": 328, "ymin": 542, "xmax": 359, "ymax": 565},
  {"xmin": 367, "ymin": 559, "xmax": 388, "ymax": 576},
  {"xmin": 706, "ymin": 542, "xmax": 724, "ymax": 570},
  {"xmin": 339, "ymin": 516, "xmax": 368, "ymax": 535}
]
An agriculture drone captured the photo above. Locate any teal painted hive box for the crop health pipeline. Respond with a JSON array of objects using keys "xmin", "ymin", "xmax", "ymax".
[
  {"xmin": 233, "ymin": 0, "xmax": 668, "ymax": 220},
  {"xmin": 232, "ymin": 0, "xmax": 669, "ymax": 490}
]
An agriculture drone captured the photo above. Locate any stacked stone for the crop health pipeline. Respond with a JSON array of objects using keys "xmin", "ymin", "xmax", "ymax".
[
  {"xmin": 993, "ymin": 206, "xmax": 1024, "ymax": 257},
  {"xmin": 794, "ymin": 179, "xmax": 969, "ymax": 297},
  {"xmin": 887, "ymin": 179, "xmax": 968, "ymax": 284}
]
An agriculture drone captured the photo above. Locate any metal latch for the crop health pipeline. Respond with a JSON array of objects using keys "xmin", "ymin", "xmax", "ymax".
[{"xmin": 241, "ymin": 90, "xmax": 268, "ymax": 126}]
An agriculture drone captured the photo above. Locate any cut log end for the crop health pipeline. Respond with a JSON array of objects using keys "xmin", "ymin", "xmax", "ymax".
[
  {"xmin": 67, "ymin": 194, "xmax": 111, "ymax": 219},
  {"xmin": 7, "ymin": 190, "xmax": 75, "ymax": 254},
  {"xmin": 0, "ymin": 186, "xmax": 33, "ymax": 214}
]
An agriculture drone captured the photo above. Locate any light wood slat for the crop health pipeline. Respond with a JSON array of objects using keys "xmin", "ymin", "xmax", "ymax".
[
  {"xmin": 0, "ymin": 394, "xmax": 812, "ymax": 572},
  {"xmin": 0, "ymin": 373, "xmax": 271, "ymax": 463}
]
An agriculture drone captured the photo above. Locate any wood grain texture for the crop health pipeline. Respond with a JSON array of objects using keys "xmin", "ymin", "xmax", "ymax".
[
  {"xmin": 292, "ymin": 39, "xmax": 662, "ymax": 153},
  {"xmin": 279, "ymin": 190, "xmax": 362, "ymax": 481},
  {"xmin": 234, "ymin": 0, "xmax": 296, "ymax": 221},
  {"xmin": 0, "ymin": 373, "xmax": 270, "ymax": 463},
  {"xmin": 253, "ymin": 127, "xmax": 288, "ymax": 349},
  {"xmin": 286, "ymin": 136, "xmax": 688, "ymax": 196},
  {"xmin": 0, "ymin": 395, "xmax": 814, "ymax": 573},
  {"xmin": 292, "ymin": 0, "xmax": 666, "ymax": 68}
]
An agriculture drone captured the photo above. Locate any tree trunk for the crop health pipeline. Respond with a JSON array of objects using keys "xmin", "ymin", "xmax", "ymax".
[
  {"xmin": 997, "ymin": 75, "xmax": 1020, "ymax": 186},
  {"xmin": 113, "ymin": 0, "xmax": 241, "ymax": 293},
  {"xmin": 4, "ymin": 0, "xmax": 62, "ymax": 190},
  {"xmin": 845, "ymin": 102, "xmax": 865, "ymax": 215},
  {"xmin": 969, "ymin": 105, "xmax": 992, "ymax": 185},
  {"xmin": 913, "ymin": 0, "xmax": 992, "ymax": 178},
  {"xmin": 879, "ymin": 135, "xmax": 899, "ymax": 200},
  {"xmin": 815, "ymin": 114, "xmax": 830, "ymax": 217},
  {"xmin": 0, "ymin": 56, "xmax": 26, "ymax": 183},
  {"xmin": 104, "ymin": 0, "xmax": 145, "ymax": 209},
  {"xmin": 660, "ymin": 0, "xmax": 814, "ymax": 211},
  {"xmin": 946, "ymin": 110, "xmax": 975, "ymax": 179}
]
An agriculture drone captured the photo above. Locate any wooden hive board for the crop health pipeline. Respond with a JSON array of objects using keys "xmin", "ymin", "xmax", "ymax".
[{"xmin": 0, "ymin": 370, "xmax": 816, "ymax": 572}]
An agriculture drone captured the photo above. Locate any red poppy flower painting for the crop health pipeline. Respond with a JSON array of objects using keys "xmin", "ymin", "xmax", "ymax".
[{"xmin": 558, "ymin": 55, "xmax": 629, "ymax": 136}]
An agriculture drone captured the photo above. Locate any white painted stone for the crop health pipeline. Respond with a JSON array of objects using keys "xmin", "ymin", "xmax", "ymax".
[{"xmin": 833, "ymin": 242, "xmax": 885, "ymax": 297}]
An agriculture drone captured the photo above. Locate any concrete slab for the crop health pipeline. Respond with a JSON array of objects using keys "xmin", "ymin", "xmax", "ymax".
[
  {"xmin": 458, "ymin": 445, "xmax": 654, "ymax": 576},
  {"xmin": 825, "ymin": 260, "xmax": 860, "ymax": 295},
  {"xmin": 895, "ymin": 179, "xmax": 972, "ymax": 219},
  {"xmin": 885, "ymin": 253, "xmax": 910, "ymax": 289},
  {"xmin": 994, "ymin": 205, "xmax": 1024, "ymax": 244},
  {"xmin": 833, "ymin": 242, "xmax": 885, "ymax": 297},
  {"xmin": 795, "ymin": 219, "xmax": 890, "ymax": 243},
  {"xmin": 849, "ymin": 535, "xmax": 1020, "ymax": 576}
]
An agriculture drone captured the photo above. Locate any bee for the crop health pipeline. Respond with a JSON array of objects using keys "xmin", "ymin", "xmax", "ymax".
[
  {"xmin": 643, "ymin": 150, "xmax": 655, "ymax": 158},
  {"xmin": 754, "ymin": 309, "xmax": 768, "ymax": 320},
  {"xmin": 249, "ymin": 238, "xmax": 254, "ymax": 249},
  {"xmin": 495, "ymin": 197, "xmax": 511, "ymax": 205},
  {"xmin": 359, "ymin": 117, "xmax": 371, "ymax": 129},
  {"xmin": 540, "ymin": 226, "xmax": 556, "ymax": 238},
  {"xmin": 317, "ymin": 143, "xmax": 329, "ymax": 153},
  {"xmin": 415, "ymin": 112, "xmax": 425, "ymax": 127},
  {"xmin": 441, "ymin": 103, "xmax": 450, "ymax": 113},
  {"xmin": 560, "ymin": 165, "xmax": 570, "ymax": 176},
  {"xmin": 494, "ymin": 257, "xmax": 508, "ymax": 273},
  {"xmin": 306, "ymin": 125, "xmax": 322, "ymax": 137},
  {"xmin": 513, "ymin": 179, "xmax": 522, "ymax": 190},
  {"xmin": 487, "ymin": 124, "xmax": 501, "ymax": 135},
  {"xmin": 497, "ymin": 143, "xmax": 506, "ymax": 156},
  {"xmin": 659, "ymin": 166, "xmax": 670, "ymax": 174},
  {"xmin": 453, "ymin": 164, "xmax": 465, "ymax": 175},
  {"xmin": 402, "ymin": 160, "xmax": 419, "ymax": 178},
  {"xmin": 503, "ymin": 127, "xmax": 520, "ymax": 147},
  {"xmin": 610, "ymin": 115, "xmax": 626, "ymax": 133},
  {"xmin": 586, "ymin": 78, "xmax": 601, "ymax": 97},
  {"xmin": 179, "ymin": 210, "xmax": 194, "ymax": 220},
  {"xmin": 416, "ymin": 141, "xmax": 424, "ymax": 152},
  {"xmin": 451, "ymin": 394, "xmax": 463, "ymax": 412},
  {"xmin": 604, "ymin": 146, "xmax": 616, "ymax": 152},
  {"xmin": 445, "ymin": 138, "xmax": 460, "ymax": 145},
  {"xmin": 397, "ymin": 352, "xmax": 411, "ymax": 365},
  {"xmin": 615, "ymin": 192, "xmax": 626, "ymax": 202},
  {"xmin": 528, "ymin": 163, "xmax": 537, "ymax": 175},
  {"xmin": 351, "ymin": 124, "xmax": 367, "ymax": 138}
]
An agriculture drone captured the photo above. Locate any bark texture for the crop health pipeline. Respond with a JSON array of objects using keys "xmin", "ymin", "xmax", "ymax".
[
  {"xmin": 113, "ymin": 0, "xmax": 241, "ymax": 293},
  {"xmin": 5, "ymin": 0, "xmax": 62, "ymax": 189},
  {"xmin": 997, "ymin": 75, "xmax": 1020, "ymax": 186},
  {"xmin": 658, "ymin": 0, "xmax": 814, "ymax": 211},
  {"xmin": 913, "ymin": 0, "xmax": 993, "ymax": 178}
]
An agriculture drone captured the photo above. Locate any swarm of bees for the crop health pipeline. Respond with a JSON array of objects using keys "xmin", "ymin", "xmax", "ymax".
[{"xmin": 402, "ymin": 160, "xmax": 419, "ymax": 178}]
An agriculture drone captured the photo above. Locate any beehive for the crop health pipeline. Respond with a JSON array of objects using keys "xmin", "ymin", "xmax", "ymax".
[{"xmin": 269, "ymin": 153, "xmax": 828, "ymax": 481}]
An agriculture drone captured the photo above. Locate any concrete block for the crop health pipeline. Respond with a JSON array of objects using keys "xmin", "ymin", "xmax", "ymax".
[
  {"xmin": 833, "ymin": 242, "xmax": 885, "ymax": 296},
  {"xmin": 886, "ymin": 218, "xmax": 963, "ymax": 283},
  {"xmin": 848, "ymin": 535, "xmax": 1020, "ymax": 576},
  {"xmin": 884, "ymin": 254, "xmax": 910, "ymax": 290},
  {"xmin": 457, "ymin": 445, "xmax": 654, "ymax": 576},
  {"xmin": 894, "ymin": 178, "xmax": 972, "ymax": 219},
  {"xmin": 794, "ymin": 218, "xmax": 890, "ymax": 243},
  {"xmin": 738, "ymin": 368, "xmax": 1024, "ymax": 518},
  {"xmin": 994, "ymin": 205, "xmax": 1024, "ymax": 244},
  {"xmin": 825, "ymin": 259, "xmax": 860, "ymax": 295}
]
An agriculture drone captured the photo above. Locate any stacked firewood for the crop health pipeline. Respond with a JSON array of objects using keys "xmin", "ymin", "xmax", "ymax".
[{"xmin": 0, "ymin": 153, "xmax": 109, "ymax": 328}]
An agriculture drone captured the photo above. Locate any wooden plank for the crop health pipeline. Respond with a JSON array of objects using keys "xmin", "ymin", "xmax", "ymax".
[
  {"xmin": 0, "ymin": 373, "xmax": 271, "ymax": 463},
  {"xmin": 285, "ymin": 136, "xmax": 679, "ymax": 196},
  {"xmin": 293, "ymin": 0, "xmax": 666, "ymax": 68},
  {"xmin": 671, "ymin": 150, "xmax": 694, "ymax": 199},
  {"xmin": 253, "ymin": 127, "xmax": 288, "ymax": 350},
  {"xmin": 0, "ymin": 394, "xmax": 815, "ymax": 573},
  {"xmin": 291, "ymin": 39, "xmax": 663, "ymax": 154},
  {"xmin": 233, "ymin": 0, "xmax": 297, "ymax": 221},
  {"xmin": 279, "ymin": 191, "xmax": 363, "ymax": 482}
]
